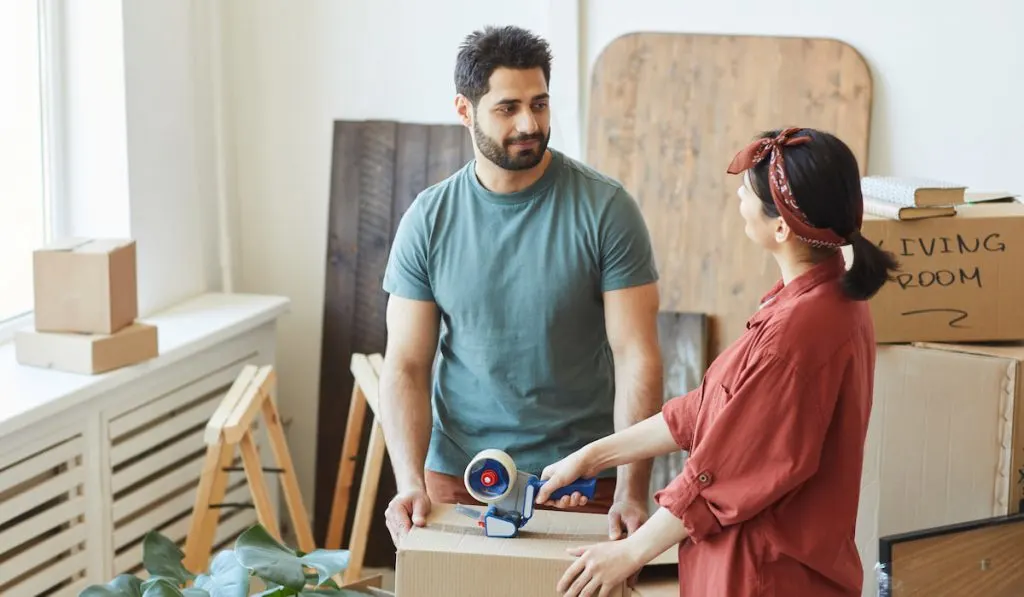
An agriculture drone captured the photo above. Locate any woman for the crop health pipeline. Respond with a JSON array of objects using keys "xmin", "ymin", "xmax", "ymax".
[{"xmin": 535, "ymin": 127, "xmax": 899, "ymax": 597}]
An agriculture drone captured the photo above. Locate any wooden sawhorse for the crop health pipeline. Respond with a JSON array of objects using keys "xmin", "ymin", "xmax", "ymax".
[
  {"xmin": 183, "ymin": 364, "xmax": 315, "ymax": 573},
  {"xmin": 324, "ymin": 353, "xmax": 388, "ymax": 585}
]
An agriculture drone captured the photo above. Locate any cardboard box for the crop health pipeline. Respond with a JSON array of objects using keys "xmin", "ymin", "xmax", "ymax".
[
  {"xmin": 395, "ymin": 504, "xmax": 677, "ymax": 597},
  {"xmin": 630, "ymin": 577, "xmax": 679, "ymax": 596},
  {"xmin": 14, "ymin": 322, "xmax": 158, "ymax": 375},
  {"xmin": 855, "ymin": 342, "xmax": 1024, "ymax": 596},
  {"xmin": 33, "ymin": 238, "xmax": 138, "ymax": 334},
  {"xmin": 859, "ymin": 202, "xmax": 1024, "ymax": 343}
]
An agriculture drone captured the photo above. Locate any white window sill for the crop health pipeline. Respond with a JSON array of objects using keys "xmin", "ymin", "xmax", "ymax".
[{"xmin": 0, "ymin": 292, "xmax": 291, "ymax": 437}]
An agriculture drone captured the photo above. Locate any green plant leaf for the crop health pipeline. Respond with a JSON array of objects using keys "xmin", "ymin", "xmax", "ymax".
[
  {"xmin": 79, "ymin": 574, "xmax": 144, "ymax": 597},
  {"xmin": 192, "ymin": 549, "xmax": 250, "ymax": 597},
  {"xmin": 141, "ymin": 577, "xmax": 185, "ymax": 597},
  {"xmin": 297, "ymin": 590, "xmax": 373, "ymax": 597},
  {"xmin": 182, "ymin": 589, "xmax": 211, "ymax": 597},
  {"xmin": 301, "ymin": 571, "xmax": 345, "ymax": 589},
  {"xmin": 142, "ymin": 531, "xmax": 193, "ymax": 585},
  {"xmin": 233, "ymin": 525, "xmax": 306, "ymax": 591},
  {"xmin": 252, "ymin": 587, "xmax": 297, "ymax": 597},
  {"xmin": 298, "ymin": 550, "xmax": 350, "ymax": 586}
]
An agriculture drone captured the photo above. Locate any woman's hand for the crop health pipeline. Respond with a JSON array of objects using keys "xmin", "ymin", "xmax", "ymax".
[
  {"xmin": 535, "ymin": 448, "xmax": 596, "ymax": 507},
  {"xmin": 557, "ymin": 539, "xmax": 643, "ymax": 597}
]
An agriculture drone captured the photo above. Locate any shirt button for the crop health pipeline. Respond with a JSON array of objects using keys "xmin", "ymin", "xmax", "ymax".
[{"xmin": 698, "ymin": 472, "xmax": 712, "ymax": 485}]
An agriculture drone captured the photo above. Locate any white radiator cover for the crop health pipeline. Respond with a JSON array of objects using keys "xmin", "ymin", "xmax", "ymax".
[{"xmin": 0, "ymin": 299, "xmax": 284, "ymax": 595}]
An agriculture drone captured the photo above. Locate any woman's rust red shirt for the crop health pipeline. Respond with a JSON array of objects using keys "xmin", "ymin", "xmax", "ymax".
[{"xmin": 654, "ymin": 252, "xmax": 875, "ymax": 596}]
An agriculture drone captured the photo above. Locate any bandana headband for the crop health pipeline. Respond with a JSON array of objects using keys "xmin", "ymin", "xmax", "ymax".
[{"xmin": 726, "ymin": 128, "xmax": 855, "ymax": 249}]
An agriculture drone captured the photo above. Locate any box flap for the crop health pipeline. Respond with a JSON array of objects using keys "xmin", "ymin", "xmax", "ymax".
[
  {"xmin": 865, "ymin": 201, "xmax": 1024, "ymax": 221},
  {"xmin": 403, "ymin": 504, "xmax": 676, "ymax": 564},
  {"xmin": 39, "ymin": 237, "xmax": 93, "ymax": 252},
  {"xmin": 38, "ymin": 237, "xmax": 135, "ymax": 254},
  {"xmin": 75, "ymin": 238, "xmax": 135, "ymax": 254},
  {"xmin": 913, "ymin": 341, "xmax": 1024, "ymax": 362}
]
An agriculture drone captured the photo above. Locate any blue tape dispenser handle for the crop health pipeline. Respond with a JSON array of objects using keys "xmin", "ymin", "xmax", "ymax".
[{"xmin": 538, "ymin": 476, "xmax": 597, "ymax": 500}]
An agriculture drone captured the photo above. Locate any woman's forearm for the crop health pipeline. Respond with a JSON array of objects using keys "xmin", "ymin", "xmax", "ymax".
[
  {"xmin": 624, "ymin": 507, "xmax": 690, "ymax": 565},
  {"xmin": 585, "ymin": 412, "xmax": 679, "ymax": 476}
]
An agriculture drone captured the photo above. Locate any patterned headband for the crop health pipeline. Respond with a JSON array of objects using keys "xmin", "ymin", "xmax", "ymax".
[{"xmin": 726, "ymin": 128, "xmax": 856, "ymax": 248}]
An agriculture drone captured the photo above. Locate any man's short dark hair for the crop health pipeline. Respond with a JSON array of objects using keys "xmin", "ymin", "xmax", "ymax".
[{"xmin": 455, "ymin": 25, "xmax": 553, "ymax": 105}]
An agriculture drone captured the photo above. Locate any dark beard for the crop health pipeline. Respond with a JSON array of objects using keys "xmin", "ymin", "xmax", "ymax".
[{"xmin": 472, "ymin": 119, "xmax": 550, "ymax": 171}]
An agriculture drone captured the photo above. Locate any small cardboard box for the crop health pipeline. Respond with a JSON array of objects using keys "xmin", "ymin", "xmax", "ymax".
[
  {"xmin": 14, "ymin": 322, "xmax": 158, "ymax": 375},
  {"xmin": 855, "ymin": 342, "xmax": 1024, "ymax": 596},
  {"xmin": 33, "ymin": 238, "xmax": 138, "ymax": 334},
  {"xmin": 395, "ymin": 504, "xmax": 677, "ymax": 597},
  {"xmin": 859, "ymin": 202, "xmax": 1024, "ymax": 343}
]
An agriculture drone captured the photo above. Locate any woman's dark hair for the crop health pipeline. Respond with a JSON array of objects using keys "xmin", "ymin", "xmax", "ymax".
[
  {"xmin": 455, "ymin": 26, "xmax": 553, "ymax": 106},
  {"xmin": 749, "ymin": 128, "xmax": 900, "ymax": 301}
]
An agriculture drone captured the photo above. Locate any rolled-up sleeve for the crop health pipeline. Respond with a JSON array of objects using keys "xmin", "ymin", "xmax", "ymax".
[
  {"xmin": 661, "ymin": 384, "xmax": 704, "ymax": 453},
  {"xmin": 653, "ymin": 352, "xmax": 838, "ymax": 543}
]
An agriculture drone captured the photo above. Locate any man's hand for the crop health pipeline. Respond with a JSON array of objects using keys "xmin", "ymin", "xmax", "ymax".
[
  {"xmin": 557, "ymin": 537, "xmax": 644, "ymax": 597},
  {"xmin": 384, "ymin": 489, "xmax": 431, "ymax": 547},
  {"xmin": 607, "ymin": 498, "xmax": 648, "ymax": 540}
]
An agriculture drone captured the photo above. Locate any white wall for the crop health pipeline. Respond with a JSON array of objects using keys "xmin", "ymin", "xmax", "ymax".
[
  {"xmin": 219, "ymin": 0, "xmax": 1024, "ymax": 529},
  {"xmin": 122, "ymin": 0, "xmax": 222, "ymax": 315},
  {"xmin": 60, "ymin": 0, "xmax": 221, "ymax": 316},
  {"xmin": 61, "ymin": 0, "xmax": 131, "ymax": 239},
  {"xmin": 584, "ymin": 0, "xmax": 1024, "ymax": 190}
]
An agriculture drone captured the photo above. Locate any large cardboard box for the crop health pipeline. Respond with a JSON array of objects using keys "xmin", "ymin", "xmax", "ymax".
[
  {"xmin": 395, "ymin": 503, "xmax": 677, "ymax": 597},
  {"xmin": 14, "ymin": 322, "xmax": 158, "ymax": 375},
  {"xmin": 33, "ymin": 238, "xmax": 138, "ymax": 334},
  {"xmin": 859, "ymin": 202, "xmax": 1024, "ymax": 343},
  {"xmin": 856, "ymin": 342, "xmax": 1024, "ymax": 596}
]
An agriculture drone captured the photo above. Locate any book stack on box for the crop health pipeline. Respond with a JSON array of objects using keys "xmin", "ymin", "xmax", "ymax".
[
  {"xmin": 860, "ymin": 176, "xmax": 964, "ymax": 220},
  {"xmin": 861, "ymin": 176, "xmax": 1020, "ymax": 221},
  {"xmin": 14, "ymin": 238, "xmax": 159, "ymax": 375}
]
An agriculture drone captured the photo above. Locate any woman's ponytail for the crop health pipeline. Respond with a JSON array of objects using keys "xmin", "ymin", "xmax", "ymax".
[{"xmin": 840, "ymin": 231, "xmax": 900, "ymax": 301}]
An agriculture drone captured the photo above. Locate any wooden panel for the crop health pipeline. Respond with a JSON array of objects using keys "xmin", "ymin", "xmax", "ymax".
[
  {"xmin": 109, "ymin": 358, "xmax": 250, "ymax": 438},
  {"xmin": 878, "ymin": 512, "xmax": 1024, "ymax": 596},
  {"xmin": 648, "ymin": 312, "xmax": 707, "ymax": 513},
  {"xmin": 110, "ymin": 391, "xmax": 224, "ymax": 466},
  {"xmin": 5, "ymin": 551, "xmax": 87, "ymax": 597},
  {"xmin": 0, "ymin": 436, "xmax": 82, "ymax": 491},
  {"xmin": 0, "ymin": 433, "xmax": 89, "ymax": 597},
  {"xmin": 587, "ymin": 33, "xmax": 872, "ymax": 356},
  {"xmin": 317, "ymin": 120, "xmax": 470, "ymax": 566}
]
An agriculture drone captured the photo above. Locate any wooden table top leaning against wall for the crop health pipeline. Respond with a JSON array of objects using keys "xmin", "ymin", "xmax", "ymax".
[{"xmin": 587, "ymin": 32, "xmax": 873, "ymax": 358}]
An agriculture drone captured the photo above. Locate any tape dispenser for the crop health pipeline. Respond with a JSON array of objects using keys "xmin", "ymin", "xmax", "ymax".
[{"xmin": 456, "ymin": 448, "xmax": 597, "ymax": 538}]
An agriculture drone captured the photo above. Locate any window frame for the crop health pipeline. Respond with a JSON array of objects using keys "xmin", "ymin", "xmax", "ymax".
[{"xmin": 0, "ymin": 0, "xmax": 66, "ymax": 345}]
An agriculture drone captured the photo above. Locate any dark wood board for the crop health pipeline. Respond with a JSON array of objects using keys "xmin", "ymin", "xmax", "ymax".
[
  {"xmin": 586, "ymin": 32, "xmax": 873, "ymax": 357},
  {"xmin": 316, "ymin": 120, "xmax": 469, "ymax": 567},
  {"xmin": 878, "ymin": 512, "xmax": 1024, "ymax": 596},
  {"xmin": 648, "ymin": 311, "xmax": 707, "ymax": 514}
]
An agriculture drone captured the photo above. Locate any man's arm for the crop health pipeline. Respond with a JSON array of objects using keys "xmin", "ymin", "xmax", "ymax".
[
  {"xmin": 604, "ymin": 282, "xmax": 664, "ymax": 506},
  {"xmin": 379, "ymin": 295, "xmax": 440, "ymax": 495}
]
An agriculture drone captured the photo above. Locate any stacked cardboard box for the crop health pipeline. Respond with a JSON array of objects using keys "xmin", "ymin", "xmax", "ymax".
[
  {"xmin": 850, "ymin": 177, "xmax": 1024, "ymax": 596},
  {"xmin": 14, "ymin": 238, "xmax": 158, "ymax": 375}
]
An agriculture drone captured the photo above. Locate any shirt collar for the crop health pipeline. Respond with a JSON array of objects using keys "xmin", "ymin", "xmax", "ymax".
[{"xmin": 746, "ymin": 251, "xmax": 846, "ymax": 329}]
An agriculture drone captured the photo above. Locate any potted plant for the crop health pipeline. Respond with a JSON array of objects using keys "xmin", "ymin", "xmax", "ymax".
[{"xmin": 80, "ymin": 524, "xmax": 371, "ymax": 597}]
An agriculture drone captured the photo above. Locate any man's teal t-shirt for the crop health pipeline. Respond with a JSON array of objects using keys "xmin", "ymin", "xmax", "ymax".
[{"xmin": 382, "ymin": 148, "xmax": 659, "ymax": 478}]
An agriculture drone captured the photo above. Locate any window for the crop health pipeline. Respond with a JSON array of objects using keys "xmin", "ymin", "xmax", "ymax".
[{"xmin": 0, "ymin": 2, "xmax": 59, "ymax": 336}]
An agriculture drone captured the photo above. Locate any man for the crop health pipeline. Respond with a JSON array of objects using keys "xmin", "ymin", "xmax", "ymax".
[{"xmin": 378, "ymin": 24, "xmax": 663, "ymax": 548}]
